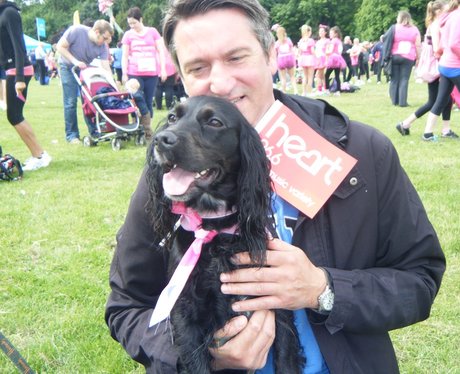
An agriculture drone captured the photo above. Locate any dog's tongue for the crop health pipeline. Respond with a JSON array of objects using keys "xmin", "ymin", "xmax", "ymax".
[{"xmin": 163, "ymin": 167, "xmax": 196, "ymax": 196}]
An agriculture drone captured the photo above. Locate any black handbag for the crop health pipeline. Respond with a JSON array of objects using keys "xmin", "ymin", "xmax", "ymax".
[{"xmin": 0, "ymin": 146, "xmax": 23, "ymax": 181}]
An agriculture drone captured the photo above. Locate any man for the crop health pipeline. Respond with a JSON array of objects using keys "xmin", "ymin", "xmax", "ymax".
[
  {"xmin": 105, "ymin": 1, "xmax": 445, "ymax": 373},
  {"xmin": 35, "ymin": 42, "xmax": 47, "ymax": 85},
  {"xmin": 56, "ymin": 20, "xmax": 113, "ymax": 144}
]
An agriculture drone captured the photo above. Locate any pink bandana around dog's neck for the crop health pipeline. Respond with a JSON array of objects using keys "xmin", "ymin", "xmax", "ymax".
[{"xmin": 149, "ymin": 202, "xmax": 236, "ymax": 327}]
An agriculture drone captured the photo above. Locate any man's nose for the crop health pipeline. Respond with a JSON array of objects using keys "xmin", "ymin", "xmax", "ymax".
[{"xmin": 208, "ymin": 63, "xmax": 235, "ymax": 96}]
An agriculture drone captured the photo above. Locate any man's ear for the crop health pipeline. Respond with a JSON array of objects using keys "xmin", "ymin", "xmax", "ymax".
[{"xmin": 268, "ymin": 44, "xmax": 278, "ymax": 75}]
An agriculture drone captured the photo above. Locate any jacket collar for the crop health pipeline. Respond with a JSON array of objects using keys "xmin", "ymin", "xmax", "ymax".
[{"xmin": 273, "ymin": 89, "xmax": 350, "ymax": 149}]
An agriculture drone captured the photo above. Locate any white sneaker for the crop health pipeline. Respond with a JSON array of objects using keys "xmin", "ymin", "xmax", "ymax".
[
  {"xmin": 69, "ymin": 138, "xmax": 81, "ymax": 145},
  {"xmin": 22, "ymin": 151, "xmax": 52, "ymax": 171},
  {"xmin": 0, "ymin": 100, "xmax": 6, "ymax": 110}
]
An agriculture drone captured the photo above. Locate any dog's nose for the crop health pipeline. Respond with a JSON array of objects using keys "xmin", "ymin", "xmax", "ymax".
[{"xmin": 154, "ymin": 130, "xmax": 178, "ymax": 148}]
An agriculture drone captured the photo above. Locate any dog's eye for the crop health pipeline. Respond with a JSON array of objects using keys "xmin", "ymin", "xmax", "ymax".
[
  {"xmin": 207, "ymin": 118, "xmax": 224, "ymax": 128},
  {"xmin": 167, "ymin": 113, "xmax": 178, "ymax": 124}
]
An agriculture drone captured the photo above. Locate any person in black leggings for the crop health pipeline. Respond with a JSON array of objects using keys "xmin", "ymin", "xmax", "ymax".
[
  {"xmin": 0, "ymin": 0, "xmax": 51, "ymax": 171},
  {"xmin": 396, "ymin": 78, "xmax": 453, "ymax": 136}
]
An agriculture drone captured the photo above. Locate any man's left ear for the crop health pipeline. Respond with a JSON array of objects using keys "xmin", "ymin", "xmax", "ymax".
[{"xmin": 268, "ymin": 45, "xmax": 278, "ymax": 75}]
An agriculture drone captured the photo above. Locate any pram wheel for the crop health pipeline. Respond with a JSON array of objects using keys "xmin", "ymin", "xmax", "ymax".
[
  {"xmin": 111, "ymin": 138, "xmax": 122, "ymax": 151},
  {"xmin": 82, "ymin": 136, "xmax": 97, "ymax": 147},
  {"xmin": 135, "ymin": 134, "xmax": 146, "ymax": 146}
]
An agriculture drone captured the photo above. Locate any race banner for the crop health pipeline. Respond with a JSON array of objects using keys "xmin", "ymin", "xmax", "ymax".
[{"xmin": 36, "ymin": 17, "xmax": 46, "ymax": 39}]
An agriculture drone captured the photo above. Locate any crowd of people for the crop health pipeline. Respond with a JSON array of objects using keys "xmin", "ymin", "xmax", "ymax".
[
  {"xmin": 3, "ymin": 1, "xmax": 458, "ymax": 177},
  {"xmin": 270, "ymin": 3, "xmax": 459, "ymax": 143},
  {"xmin": 271, "ymin": 23, "xmax": 389, "ymax": 97},
  {"xmin": 393, "ymin": 0, "xmax": 459, "ymax": 140}
]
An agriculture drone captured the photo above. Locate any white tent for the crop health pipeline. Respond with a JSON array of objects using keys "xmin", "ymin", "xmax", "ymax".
[{"xmin": 23, "ymin": 34, "xmax": 52, "ymax": 52}]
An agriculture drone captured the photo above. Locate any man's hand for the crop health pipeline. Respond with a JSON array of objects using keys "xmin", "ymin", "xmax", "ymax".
[
  {"xmin": 220, "ymin": 238, "xmax": 327, "ymax": 312},
  {"xmin": 209, "ymin": 310, "xmax": 275, "ymax": 371},
  {"xmin": 72, "ymin": 59, "xmax": 87, "ymax": 69}
]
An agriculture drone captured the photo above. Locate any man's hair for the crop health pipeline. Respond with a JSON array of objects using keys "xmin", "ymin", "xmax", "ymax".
[
  {"xmin": 93, "ymin": 20, "xmax": 114, "ymax": 36},
  {"xmin": 163, "ymin": 0, "xmax": 274, "ymax": 69}
]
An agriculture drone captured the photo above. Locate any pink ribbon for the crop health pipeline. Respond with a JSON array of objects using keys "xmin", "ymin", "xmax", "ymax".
[{"xmin": 149, "ymin": 203, "xmax": 217, "ymax": 327}]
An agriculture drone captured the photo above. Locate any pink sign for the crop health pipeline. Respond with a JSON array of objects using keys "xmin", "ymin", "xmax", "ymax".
[{"xmin": 255, "ymin": 100, "xmax": 357, "ymax": 218}]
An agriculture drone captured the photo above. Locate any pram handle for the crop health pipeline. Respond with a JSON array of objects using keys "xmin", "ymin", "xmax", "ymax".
[{"xmin": 91, "ymin": 91, "xmax": 130, "ymax": 103}]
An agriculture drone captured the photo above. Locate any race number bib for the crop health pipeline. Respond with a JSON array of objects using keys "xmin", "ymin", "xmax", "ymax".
[
  {"xmin": 138, "ymin": 57, "xmax": 157, "ymax": 73},
  {"xmin": 396, "ymin": 41, "xmax": 411, "ymax": 55}
]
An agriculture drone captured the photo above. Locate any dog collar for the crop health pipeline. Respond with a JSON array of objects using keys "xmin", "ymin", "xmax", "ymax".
[
  {"xmin": 173, "ymin": 201, "xmax": 238, "ymax": 234},
  {"xmin": 149, "ymin": 202, "xmax": 236, "ymax": 327}
]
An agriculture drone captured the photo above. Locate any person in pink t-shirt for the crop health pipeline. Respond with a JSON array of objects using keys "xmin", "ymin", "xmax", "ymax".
[
  {"xmin": 122, "ymin": 7, "xmax": 167, "ymax": 118},
  {"xmin": 275, "ymin": 26, "xmax": 297, "ymax": 94},
  {"xmin": 389, "ymin": 10, "xmax": 421, "ymax": 107},
  {"xmin": 422, "ymin": 0, "xmax": 460, "ymax": 141},
  {"xmin": 325, "ymin": 26, "xmax": 346, "ymax": 95},
  {"xmin": 297, "ymin": 25, "xmax": 316, "ymax": 96},
  {"xmin": 314, "ymin": 25, "xmax": 329, "ymax": 94},
  {"xmin": 396, "ymin": 0, "xmax": 457, "ymax": 141}
]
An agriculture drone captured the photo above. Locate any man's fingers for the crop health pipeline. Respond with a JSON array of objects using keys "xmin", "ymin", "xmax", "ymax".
[{"xmin": 212, "ymin": 315, "xmax": 248, "ymax": 341}]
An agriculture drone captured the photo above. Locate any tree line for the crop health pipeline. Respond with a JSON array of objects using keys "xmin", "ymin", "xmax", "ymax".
[{"xmin": 18, "ymin": 0, "xmax": 429, "ymax": 46}]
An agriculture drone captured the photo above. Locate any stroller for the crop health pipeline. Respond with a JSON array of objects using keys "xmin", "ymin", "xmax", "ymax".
[{"xmin": 73, "ymin": 66, "xmax": 144, "ymax": 151}]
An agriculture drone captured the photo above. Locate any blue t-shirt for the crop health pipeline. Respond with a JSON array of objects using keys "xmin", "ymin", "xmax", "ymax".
[
  {"xmin": 256, "ymin": 194, "xmax": 329, "ymax": 374},
  {"xmin": 439, "ymin": 65, "xmax": 460, "ymax": 78}
]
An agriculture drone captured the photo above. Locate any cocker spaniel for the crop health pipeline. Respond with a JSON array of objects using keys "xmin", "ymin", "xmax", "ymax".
[{"xmin": 146, "ymin": 96, "xmax": 305, "ymax": 374}]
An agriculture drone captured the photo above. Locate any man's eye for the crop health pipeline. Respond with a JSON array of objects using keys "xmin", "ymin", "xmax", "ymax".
[
  {"xmin": 187, "ymin": 65, "xmax": 206, "ymax": 76},
  {"xmin": 167, "ymin": 113, "xmax": 177, "ymax": 124},
  {"xmin": 230, "ymin": 56, "xmax": 242, "ymax": 62},
  {"xmin": 229, "ymin": 54, "xmax": 247, "ymax": 63}
]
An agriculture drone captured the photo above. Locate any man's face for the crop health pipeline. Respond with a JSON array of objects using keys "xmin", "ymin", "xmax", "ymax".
[
  {"xmin": 173, "ymin": 8, "xmax": 277, "ymax": 126},
  {"xmin": 96, "ymin": 30, "xmax": 112, "ymax": 46}
]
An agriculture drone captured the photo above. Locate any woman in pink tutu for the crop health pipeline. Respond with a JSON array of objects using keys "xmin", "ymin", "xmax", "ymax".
[
  {"xmin": 297, "ymin": 25, "xmax": 316, "ymax": 96},
  {"xmin": 275, "ymin": 26, "xmax": 298, "ymax": 94},
  {"xmin": 314, "ymin": 24, "xmax": 329, "ymax": 94},
  {"xmin": 325, "ymin": 26, "xmax": 347, "ymax": 95}
]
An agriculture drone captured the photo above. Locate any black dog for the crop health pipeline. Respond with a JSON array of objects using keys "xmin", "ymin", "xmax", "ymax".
[{"xmin": 146, "ymin": 96, "xmax": 305, "ymax": 374}]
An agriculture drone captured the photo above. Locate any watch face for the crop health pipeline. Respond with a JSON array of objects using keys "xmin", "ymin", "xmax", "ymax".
[{"xmin": 319, "ymin": 286, "xmax": 334, "ymax": 311}]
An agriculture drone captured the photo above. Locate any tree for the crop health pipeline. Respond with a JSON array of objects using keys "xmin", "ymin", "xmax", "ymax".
[
  {"xmin": 18, "ymin": 0, "xmax": 429, "ymax": 47},
  {"xmin": 356, "ymin": 0, "xmax": 428, "ymax": 41}
]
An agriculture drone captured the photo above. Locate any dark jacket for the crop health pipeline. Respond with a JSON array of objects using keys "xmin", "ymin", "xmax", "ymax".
[
  {"xmin": 0, "ymin": 2, "xmax": 31, "ymax": 82},
  {"xmin": 382, "ymin": 25, "xmax": 395, "ymax": 64},
  {"xmin": 105, "ymin": 90, "xmax": 445, "ymax": 374}
]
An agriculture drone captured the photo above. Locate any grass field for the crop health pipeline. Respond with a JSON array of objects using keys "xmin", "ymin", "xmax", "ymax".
[{"xmin": 1, "ymin": 76, "xmax": 459, "ymax": 373}]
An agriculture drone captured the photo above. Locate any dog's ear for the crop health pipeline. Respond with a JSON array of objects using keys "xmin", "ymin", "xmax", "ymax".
[
  {"xmin": 145, "ymin": 126, "xmax": 176, "ymax": 244},
  {"xmin": 236, "ymin": 121, "xmax": 273, "ymax": 265}
]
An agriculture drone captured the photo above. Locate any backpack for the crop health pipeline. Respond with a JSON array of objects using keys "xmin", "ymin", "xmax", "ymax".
[{"xmin": 0, "ymin": 146, "xmax": 23, "ymax": 181}]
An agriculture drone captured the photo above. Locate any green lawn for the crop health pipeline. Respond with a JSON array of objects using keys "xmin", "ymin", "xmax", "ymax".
[{"xmin": 1, "ymin": 76, "xmax": 459, "ymax": 373}]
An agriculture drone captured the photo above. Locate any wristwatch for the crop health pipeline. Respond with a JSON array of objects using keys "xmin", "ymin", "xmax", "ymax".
[{"xmin": 317, "ymin": 269, "xmax": 335, "ymax": 313}]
